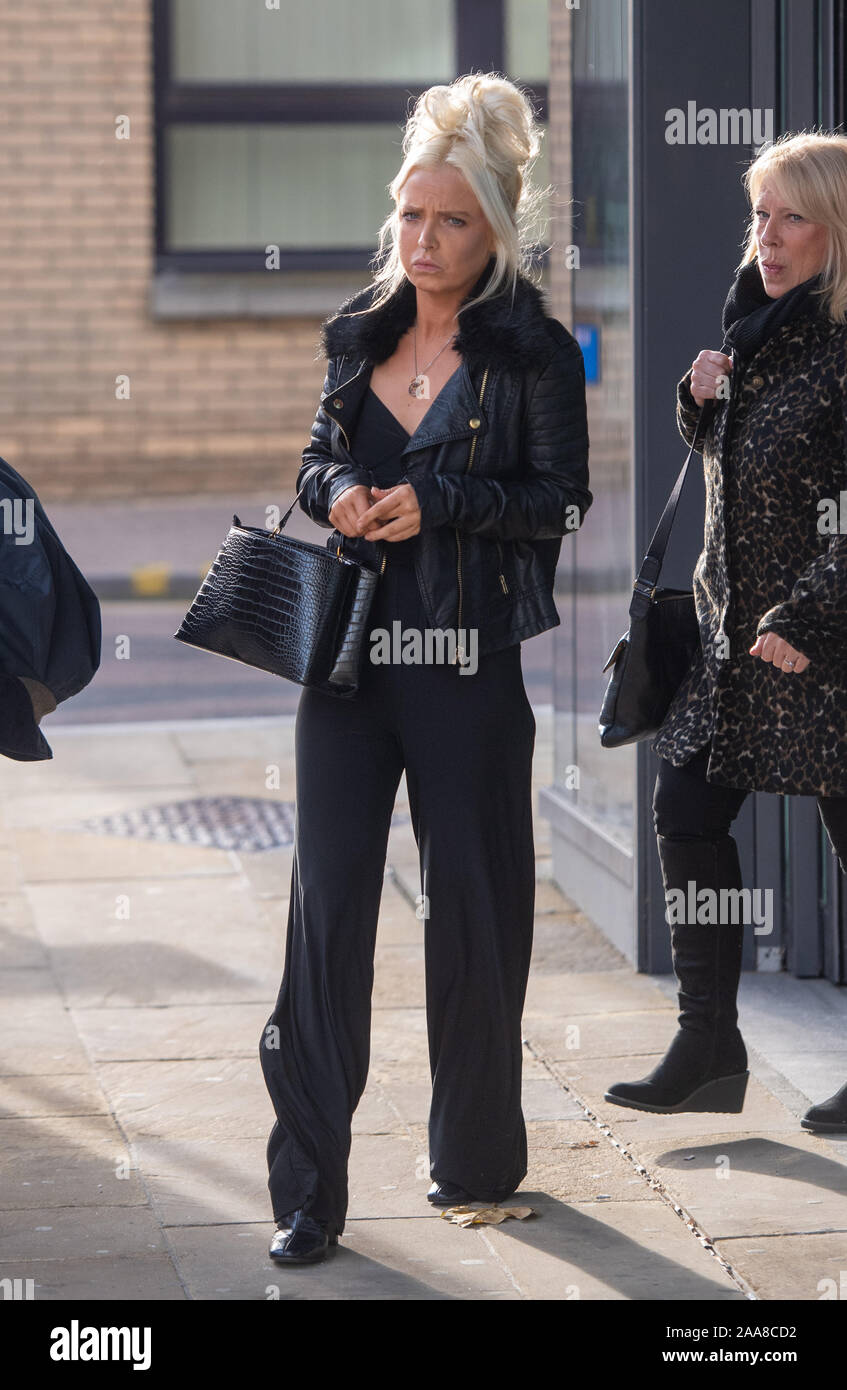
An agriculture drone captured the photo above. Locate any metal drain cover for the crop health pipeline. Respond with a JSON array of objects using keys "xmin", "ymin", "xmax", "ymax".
[
  {"xmin": 76, "ymin": 796, "xmax": 296, "ymax": 853},
  {"xmin": 73, "ymin": 796, "xmax": 411, "ymax": 854}
]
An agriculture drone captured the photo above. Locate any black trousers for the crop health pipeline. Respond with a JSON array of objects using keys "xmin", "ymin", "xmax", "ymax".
[
  {"xmin": 259, "ymin": 557, "xmax": 536, "ymax": 1234},
  {"xmin": 653, "ymin": 742, "xmax": 847, "ymax": 874}
]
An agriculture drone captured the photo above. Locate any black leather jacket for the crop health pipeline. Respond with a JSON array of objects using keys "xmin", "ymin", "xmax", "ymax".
[{"xmin": 296, "ymin": 257, "xmax": 591, "ymax": 658}]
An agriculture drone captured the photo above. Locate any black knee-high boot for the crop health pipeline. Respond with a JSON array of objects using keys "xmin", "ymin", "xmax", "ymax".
[
  {"xmin": 604, "ymin": 835, "xmax": 749, "ymax": 1113},
  {"xmin": 801, "ymin": 801, "xmax": 847, "ymax": 1133},
  {"xmin": 801, "ymin": 1083, "xmax": 847, "ymax": 1133}
]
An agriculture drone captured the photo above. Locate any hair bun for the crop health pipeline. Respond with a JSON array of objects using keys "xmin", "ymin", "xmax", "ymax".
[{"xmin": 403, "ymin": 72, "xmax": 543, "ymax": 186}]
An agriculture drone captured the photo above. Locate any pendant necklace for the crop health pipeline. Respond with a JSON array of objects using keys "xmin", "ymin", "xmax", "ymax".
[{"xmin": 408, "ymin": 320, "xmax": 458, "ymax": 396}]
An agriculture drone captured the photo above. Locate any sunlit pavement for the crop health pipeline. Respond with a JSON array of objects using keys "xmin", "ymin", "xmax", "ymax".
[{"xmin": 2, "ymin": 711, "xmax": 846, "ymax": 1300}]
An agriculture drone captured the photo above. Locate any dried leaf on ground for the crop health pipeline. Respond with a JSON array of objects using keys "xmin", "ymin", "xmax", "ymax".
[{"xmin": 440, "ymin": 1205, "xmax": 536, "ymax": 1227}]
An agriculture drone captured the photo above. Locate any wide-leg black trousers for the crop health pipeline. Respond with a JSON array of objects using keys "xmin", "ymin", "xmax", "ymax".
[{"xmin": 259, "ymin": 557, "xmax": 536, "ymax": 1235}]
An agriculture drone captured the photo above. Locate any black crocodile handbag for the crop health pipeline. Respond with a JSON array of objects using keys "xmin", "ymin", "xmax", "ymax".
[
  {"xmin": 598, "ymin": 407, "xmax": 708, "ymax": 747},
  {"xmin": 173, "ymin": 484, "xmax": 382, "ymax": 699}
]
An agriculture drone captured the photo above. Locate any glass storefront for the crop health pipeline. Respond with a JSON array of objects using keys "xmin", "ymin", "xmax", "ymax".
[{"xmin": 554, "ymin": 0, "xmax": 633, "ymax": 851}]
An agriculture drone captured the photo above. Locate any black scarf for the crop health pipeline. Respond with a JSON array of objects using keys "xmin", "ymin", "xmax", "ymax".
[{"xmin": 720, "ymin": 258, "xmax": 824, "ymax": 359}]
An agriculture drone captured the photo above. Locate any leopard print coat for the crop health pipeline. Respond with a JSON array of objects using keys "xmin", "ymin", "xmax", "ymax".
[{"xmin": 652, "ymin": 308, "xmax": 847, "ymax": 796}]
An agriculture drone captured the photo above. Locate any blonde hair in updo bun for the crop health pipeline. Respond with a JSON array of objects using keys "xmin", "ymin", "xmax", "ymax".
[{"xmin": 348, "ymin": 71, "xmax": 550, "ymax": 323}]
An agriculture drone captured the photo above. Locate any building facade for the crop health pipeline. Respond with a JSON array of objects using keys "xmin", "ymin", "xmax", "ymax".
[
  {"xmin": 1, "ymin": 0, "xmax": 844, "ymax": 982},
  {"xmin": 541, "ymin": 0, "xmax": 847, "ymax": 986}
]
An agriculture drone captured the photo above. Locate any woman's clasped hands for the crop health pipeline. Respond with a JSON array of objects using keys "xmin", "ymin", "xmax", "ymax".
[{"xmin": 329, "ymin": 483, "xmax": 423, "ymax": 542}]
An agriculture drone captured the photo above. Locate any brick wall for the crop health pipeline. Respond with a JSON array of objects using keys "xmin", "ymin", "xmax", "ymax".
[
  {"xmin": 0, "ymin": 1, "xmax": 321, "ymax": 502},
  {"xmin": 0, "ymin": 2, "xmax": 619, "ymax": 504}
]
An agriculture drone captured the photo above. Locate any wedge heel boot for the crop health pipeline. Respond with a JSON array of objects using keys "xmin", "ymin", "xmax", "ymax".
[{"xmin": 605, "ymin": 834, "xmax": 749, "ymax": 1114}]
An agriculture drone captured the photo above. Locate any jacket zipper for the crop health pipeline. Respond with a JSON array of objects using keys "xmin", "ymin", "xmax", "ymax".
[
  {"xmin": 455, "ymin": 364, "xmax": 490, "ymax": 664},
  {"xmin": 496, "ymin": 539, "xmax": 509, "ymax": 594}
]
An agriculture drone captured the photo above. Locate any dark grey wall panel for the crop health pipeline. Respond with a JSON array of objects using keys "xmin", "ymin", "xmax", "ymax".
[{"xmin": 631, "ymin": 0, "xmax": 756, "ymax": 972}]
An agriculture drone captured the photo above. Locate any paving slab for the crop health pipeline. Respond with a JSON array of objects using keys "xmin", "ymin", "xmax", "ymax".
[
  {"xmin": 345, "ymin": 1134, "xmax": 431, "ymax": 1220},
  {"xmin": 188, "ymin": 756, "xmax": 296, "ymax": 790},
  {"xmin": 168, "ymin": 1218, "xmax": 520, "ymax": 1301},
  {"xmin": 0, "ymin": 1073, "xmax": 107, "ymax": 1120},
  {"xmin": 351, "ymin": 1085, "xmax": 411, "ymax": 1137},
  {"xmin": 0, "ymin": 923, "xmax": 48, "ymax": 970},
  {"xmin": 132, "ymin": 1135, "xmax": 272, "ymax": 1227},
  {"xmin": 25, "ymin": 879, "xmax": 285, "ymax": 1007},
  {"xmin": 529, "ymin": 912, "xmax": 628, "ymax": 976},
  {"xmin": 369, "ymin": 1008, "xmax": 430, "ymax": 1068},
  {"xmin": 0, "ymin": 1115, "xmax": 147, "ymax": 1211},
  {"xmin": 1, "ymin": 1254, "xmax": 186, "ymax": 1301},
  {"xmin": 630, "ymin": 1132, "xmax": 847, "ymax": 1240},
  {"xmin": 534, "ymin": 878, "xmax": 580, "ymax": 915},
  {"xmin": 0, "ymin": 1205, "xmax": 170, "ymax": 1262},
  {"xmin": 71, "ymin": 1002, "xmax": 270, "ymax": 1063},
  {"xmin": 172, "ymin": 721, "xmax": 296, "ymax": 766},
  {"xmin": 524, "ymin": 969, "xmax": 670, "ymax": 1017},
  {"xmin": 746, "ymin": 1054, "xmax": 847, "ymax": 1112},
  {"xmin": 95, "ymin": 1058, "xmax": 268, "ymax": 1142},
  {"xmin": 524, "ymin": 1008, "xmax": 682, "ymax": 1062},
  {"xmin": 228, "ymin": 845, "xmax": 293, "ymax": 900},
  {"xmin": 370, "ymin": 875, "xmax": 426, "ymax": 941},
  {"xmin": 523, "ymin": 1119, "xmax": 655, "ymax": 1204},
  {"xmin": 478, "ymin": 1196, "xmax": 745, "ymax": 1301},
  {"xmin": 10, "ymin": 828, "xmax": 236, "ymax": 883},
  {"xmin": 0, "ymin": 731, "xmax": 194, "ymax": 793},
  {"xmin": 370, "ymin": 1073, "xmax": 586, "ymax": 1128},
  {"xmin": 717, "ymin": 1231, "xmax": 847, "ymax": 1300},
  {"xmin": 0, "ymin": 887, "xmax": 49, "ymax": 970},
  {"xmin": 371, "ymin": 945, "xmax": 426, "ymax": 1009},
  {"xmin": 0, "ymin": 886, "xmax": 34, "ymax": 923},
  {"xmin": 0, "ymin": 786, "xmax": 221, "ymax": 831},
  {"xmin": 0, "ymin": 849, "xmax": 23, "ymax": 883},
  {"xmin": 0, "ymin": 984, "xmax": 92, "ymax": 1075}
]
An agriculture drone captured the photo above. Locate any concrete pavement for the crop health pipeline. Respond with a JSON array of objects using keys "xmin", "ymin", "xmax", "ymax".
[{"xmin": 1, "ymin": 707, "xmax": 847, "ymax": 1301}]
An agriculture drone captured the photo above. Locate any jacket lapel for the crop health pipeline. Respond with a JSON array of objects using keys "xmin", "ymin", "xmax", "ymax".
[
  {"xmin": 320, "ymin": 356, "xmax": 486, "ymax": 459},
  {"xmin": 317, "ymin": 255, "xmax": 555, "ymax": 460}
]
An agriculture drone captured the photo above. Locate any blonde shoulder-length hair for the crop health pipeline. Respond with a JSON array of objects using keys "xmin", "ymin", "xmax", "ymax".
[
  {"xmin": 739, "ymin": 130, "xmax": 847, "ymax": 323},
  {"xmin": 340, "ymin": 71, "xmax": 550, "ymax": 324}
]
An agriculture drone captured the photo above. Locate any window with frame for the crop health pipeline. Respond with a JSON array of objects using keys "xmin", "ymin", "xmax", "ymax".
[{"xmin": 153, "ymin": 0, "xmax": 551, "ymax": 276}]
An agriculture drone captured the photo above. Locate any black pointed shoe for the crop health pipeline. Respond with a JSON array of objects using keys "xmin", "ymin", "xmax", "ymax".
[
  {"xmin": 427, "ymin": 1180, "xmax": 477, "ymax": 1207},
  {"xmin": 268, "ymin": 1208, "xmax": 338, "ymax": 1264},
  {"xmin": 801, "ymin": 1081, "xmax": 847, "ymax": 1134}
]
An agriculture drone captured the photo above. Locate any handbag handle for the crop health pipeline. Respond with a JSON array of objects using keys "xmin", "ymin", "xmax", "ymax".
[
  {"xmin": 629, "ymin": 403, "xmax": 711, "ymax": 620},
  {"xmin": 269, "ymin": 477, "xmax": 352, "ymax": 561}
]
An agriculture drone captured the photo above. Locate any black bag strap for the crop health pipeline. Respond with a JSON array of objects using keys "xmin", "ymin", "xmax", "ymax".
[
  {"xmin": 273, "ymin": 481, "xmax": 309, "ymax": 534},
  {"xmin": 629, "ymin": 404, "xmax": 710, "ymax": 619}
]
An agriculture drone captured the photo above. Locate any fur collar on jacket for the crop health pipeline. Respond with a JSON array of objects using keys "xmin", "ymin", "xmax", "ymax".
[{"xmin": 319, "ymin": 255, "xmax": 559, "ymax": 374}]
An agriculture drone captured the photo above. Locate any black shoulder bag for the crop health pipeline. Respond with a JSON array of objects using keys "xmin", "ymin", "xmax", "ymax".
[{"xmin": 598, "ymin": 406, "xmax": 709, "ymax": 747}]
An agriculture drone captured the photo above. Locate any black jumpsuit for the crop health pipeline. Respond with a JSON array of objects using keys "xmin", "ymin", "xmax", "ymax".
[{"xmin": 260, "ymin": 382, "xmax": 538, "ymax": 1237}]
